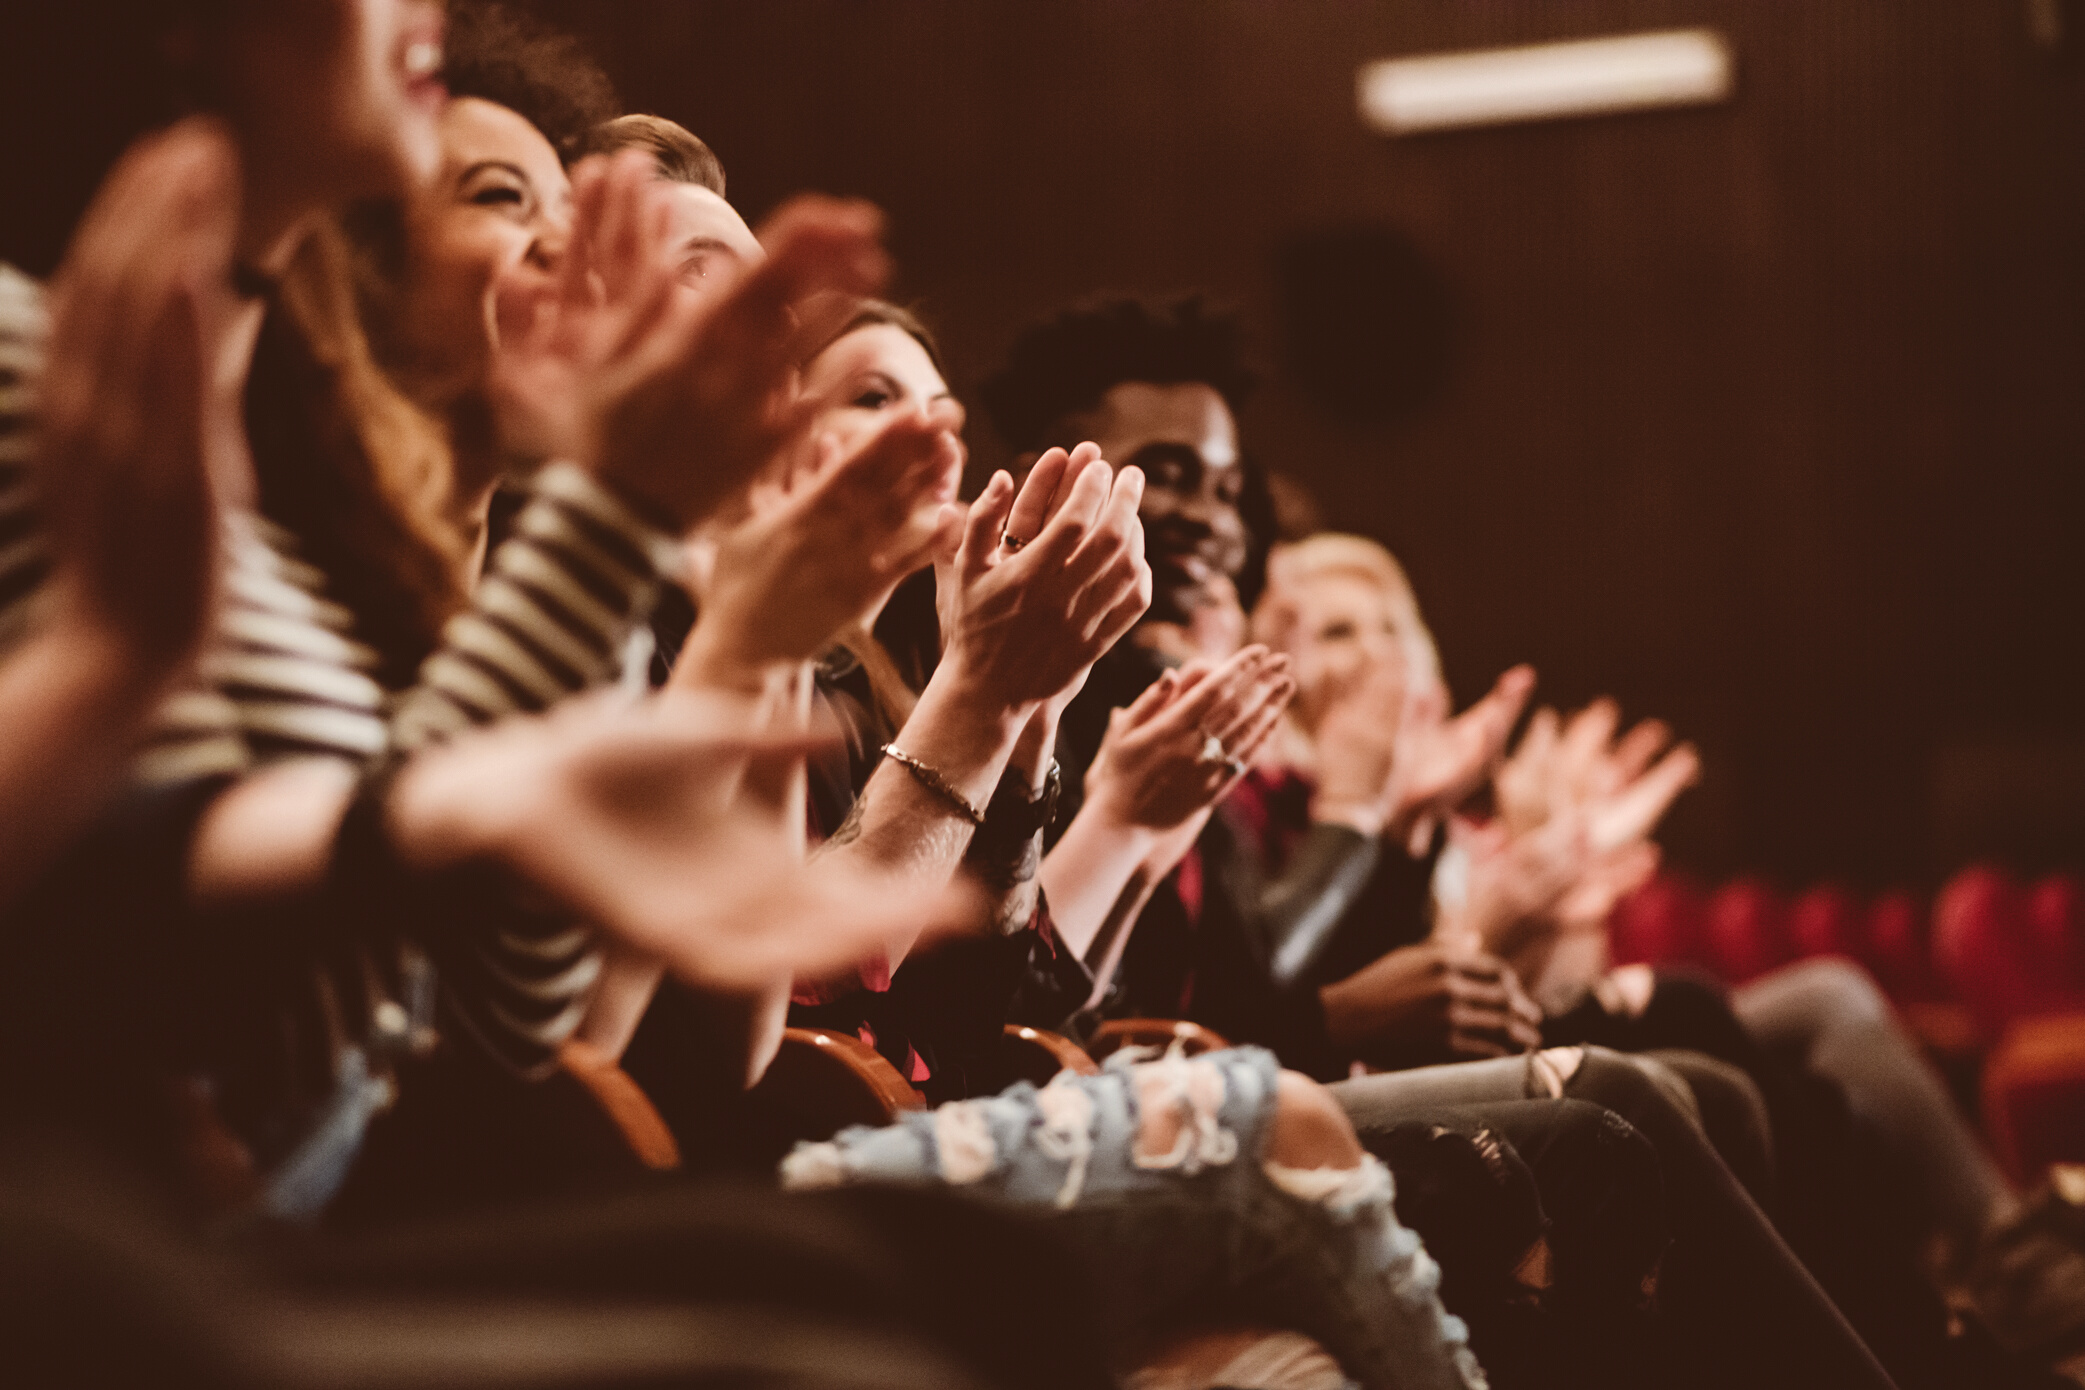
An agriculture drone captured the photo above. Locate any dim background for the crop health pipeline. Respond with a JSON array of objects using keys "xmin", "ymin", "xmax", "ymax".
[{"xmin": 23, "ymin": 1, "xmax": 2085, "ymax": 887}]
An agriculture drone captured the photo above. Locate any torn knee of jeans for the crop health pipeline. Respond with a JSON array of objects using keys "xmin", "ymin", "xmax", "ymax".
[
  {"xmin": 1526, "ymin": 1046, "xmax": 1585, "ymax": 1098},
  {"xmin": 779, "ymin": 1140, "xmax": 849, "ymax": 1190},
  {"xmin": 1263, "ymin": 1151, "xmax": 1398, "ymax": 1223},
  {"xmin": 934, "ymin": 1100, "xmax": 999, "ymax": 1185},
  {"xmin": 1595, "ymin": 963, "xmax": 1657, "ymax": 1018},
  {"xmin": 1033, "ymin": 1072, "xmax": 1097, "ymax": 1208},
  {"xmin": 1131, "ymin": 1054, "xmax": 1238, "ymax": 1173}
]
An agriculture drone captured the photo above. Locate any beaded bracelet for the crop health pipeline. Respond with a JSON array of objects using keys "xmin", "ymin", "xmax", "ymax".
[{"xmin": 880, "ymin": 743, "xmax": 988, "ymax": 827}]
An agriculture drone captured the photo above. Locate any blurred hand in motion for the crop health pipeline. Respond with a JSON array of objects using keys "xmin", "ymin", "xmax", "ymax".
[
  {"xmin": 388, "ymin": 689, "xmax": 983, "ymax": 994},
  {"xmin": 677, "ymin": 399, "xmax": 966, "ymax": 688},
  {"xmin": 1388, "ymin": 664, "xmax": 1537, "ymax": 854},
  {"xmin": 1320, "ymin": 939, "xmax": 1546, "ymax": 1068},
  {"xmin": 38, "ymin": 117, "xmax": 244, "ymax": 678},
  {"xmin": 1459, "ymin": 698, "xmax": 1700, "ymax": 995},
  {"xmin": 933, "ymin": 445, "xmax": 1153, "ymax": 720},
  {"xmin": 1437, "ymin": 811, "xmax": 1593, "ymax": 960},
  {"xmin": 489, "ymin": 151, "xmax": 891, "ymax": 533}
]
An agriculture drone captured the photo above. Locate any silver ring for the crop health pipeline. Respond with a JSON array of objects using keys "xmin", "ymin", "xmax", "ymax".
[
  {"xmin": 1000, "ymin": 531, "xmax": 1029, "ymax": 552},
  {"xmin": 1195, "ymin": 733, "xmax": 1228, "ymax": 767}
]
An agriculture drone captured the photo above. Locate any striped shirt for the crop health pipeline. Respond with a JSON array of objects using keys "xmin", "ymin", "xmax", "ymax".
[{"xmin": 0, "ymin": 265, "xmax": 680, "ymax": 1084}]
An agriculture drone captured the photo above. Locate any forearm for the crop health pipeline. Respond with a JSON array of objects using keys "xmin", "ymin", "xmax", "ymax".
[
  {"xmin": 820, "ymin": 666, "xmax": 1024, "ymax": 880},
  {"xmin": 970, "ymin": 710, "xmax": 1056, "ymax": 937},
  {"xmin": 0, "ymin": 619, "xmax": 179, "ymax": 905},
  {"xmin": 1040, "ymin": 806, "xmax": 1161, "ymax": 960},
  {"xmin": 575, "ymin": 944, "xmax": 665, "ymax": 1061}
]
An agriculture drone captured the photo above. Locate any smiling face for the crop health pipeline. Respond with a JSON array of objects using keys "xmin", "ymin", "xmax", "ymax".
[
  {"xmin": 1061, "ymin": 380, "xmax": 1246, "ymax": 625},
  {"xmin": 385, "ymin": 96, "xmax": 571, "ymax": 407}
]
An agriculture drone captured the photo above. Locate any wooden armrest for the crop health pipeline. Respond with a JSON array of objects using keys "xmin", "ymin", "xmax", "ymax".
[
  {"xmin": 1002, "ymin": 1024, "xmax": 1100, "ymax": 1086},
  {"xmin": 1086, "ymin": 1018, "xmax": 1231, "ymax": 1061},
  {"xmin": 750, "ymin": 1028, "xmax": 925, "ymax": 1140},
  {"xmin": 557, "ymin": 1038, "xmax": 681, "ymax": 1171}
]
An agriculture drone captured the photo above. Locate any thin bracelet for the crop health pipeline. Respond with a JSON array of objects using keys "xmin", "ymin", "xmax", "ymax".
[{"xmin": 880, "ymin": 743, "xmax": 988, "ymax": 827}]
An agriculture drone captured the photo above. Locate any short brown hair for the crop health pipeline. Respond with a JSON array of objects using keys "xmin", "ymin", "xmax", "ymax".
[{"xmin": 580, "ymin": 114, "xmax": 726, "ymax": 195}]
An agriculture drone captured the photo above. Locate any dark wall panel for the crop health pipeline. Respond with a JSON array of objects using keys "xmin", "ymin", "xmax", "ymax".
[{"xmin": 534, "ymin": 0, "xmax": 2082, "ymax": 883}]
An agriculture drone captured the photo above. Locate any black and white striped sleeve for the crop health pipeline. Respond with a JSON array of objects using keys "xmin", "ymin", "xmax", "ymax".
[
  {"xmin": 391, "ymin": 462, "xmax": 683, "ymax": 748},
  {"xmin": 388, "ymin": 462, "xmax": 683, "ymax": 1075},
  {"xmin": 0, "ymin": 266, "xmax": 51, "ymax": 655}
]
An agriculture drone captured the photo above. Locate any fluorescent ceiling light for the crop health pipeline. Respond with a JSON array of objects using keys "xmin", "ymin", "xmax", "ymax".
[{"xmin": 1359, "ymin": 29, "xmax": 1734, "ymax": 136}]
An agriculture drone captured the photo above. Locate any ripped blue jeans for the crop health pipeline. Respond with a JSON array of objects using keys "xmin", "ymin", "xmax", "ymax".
[{"xmin": 782, "ymin": 1046, "xmax": 1486, "ymax": 1390}]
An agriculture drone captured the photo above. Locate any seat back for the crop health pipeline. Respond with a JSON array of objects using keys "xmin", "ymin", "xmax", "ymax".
[
  {"xmin": 752, "ymin": 1028, "xmax": 926, "ymax": 1139},
  {"xmin": 1000, "ymin": 1024, "xmax": 1099, "ymax": 1086}
]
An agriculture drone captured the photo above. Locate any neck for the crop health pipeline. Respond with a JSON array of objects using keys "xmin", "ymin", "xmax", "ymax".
[{"xmin": 444, "ymin": 396, "xmax": 509, "ymax": 584}]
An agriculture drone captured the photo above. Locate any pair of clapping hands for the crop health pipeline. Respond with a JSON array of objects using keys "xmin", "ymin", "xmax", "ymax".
[{"xmin": 1436, "ymin": 697, "xmax": 1702, "ymax": 1009}]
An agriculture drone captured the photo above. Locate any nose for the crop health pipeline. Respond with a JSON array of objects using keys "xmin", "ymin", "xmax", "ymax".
[{"xmin": 528, "ymin": 206, "xmax": 574, "ymax": 275}]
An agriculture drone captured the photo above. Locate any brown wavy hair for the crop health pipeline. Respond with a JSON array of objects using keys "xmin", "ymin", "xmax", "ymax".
[{"xmin": 245, "ymin": 224, "xmax": 469, "ymax": 685}]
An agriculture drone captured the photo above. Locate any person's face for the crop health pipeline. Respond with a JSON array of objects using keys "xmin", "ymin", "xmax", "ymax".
[
  {"xmin": 219, "ymin": 0, "xmax": 446, "ymax": 205},
  {"xmin": 1063, "ymin": 381, "xmax": 1246, "ymax": 625},
  {"xmin": 390, "ymin": 97, "xmax": 571, "ymax": 406},
  {"xmin": 1281, "ymin": 572, "xmax": 1412, "ymax": 732},
  {"xmin": 660, "ymin": 183, "xmax": 764, "ymax": 305},
  {"xmin": 793, "ymin": 323, "xmax": 964, "ymax": 504}
]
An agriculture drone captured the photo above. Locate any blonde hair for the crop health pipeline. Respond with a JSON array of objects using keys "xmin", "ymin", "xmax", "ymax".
[{"xmin": 1253, "ymin": 533, "xmax": 1443, "ymax": 694}]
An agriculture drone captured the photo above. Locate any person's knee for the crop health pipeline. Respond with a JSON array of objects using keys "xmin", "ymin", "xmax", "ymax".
[
  {"xmin": 1778, "ymin": 956, "xmax": 1892, "ymax": 1030},
  {"xmin": 1565, "ymin": 1048, "xmax": 1697, "ymax": 1147},
  {"xmin": 1266, "ymin": 1070, "xmax": 1365, "ymax": 1172}
]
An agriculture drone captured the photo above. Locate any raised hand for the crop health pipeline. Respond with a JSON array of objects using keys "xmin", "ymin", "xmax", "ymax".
[
  {"xmin": 1320, "ymin": 940, "xmax": 1546, "ymax": 1067},
  {"xmin": 1438, "ymin": 812, "xmax": 1592, "ymax": 959},
  {"xmin": 496, "ymin": 153, "xmax": 893, "ymax": 535},
  {"xmin": 1083, "ymin": 646, "xmax": 1294, "ymax": 832},
  {"xmin": 486, "ymin": 151, "xmax": 673, "ymax": 466},
  {"xmin": 935, "ymin": 455, "xmax": 1153, "ymax": 717},
  {"xmin": 38, "ymin": 118, "xmax": 243, "ymax": 672},
  {"xmin": 676, "ymin": 398, "xmax": 966, "ymax": 687},
  {"xmin": 387, "ymin": 689, "xmax": 984, "ymax": 993},
  {"xmin": 1390, "ymin": 664, "xmax": 1537, "ymax": 853}
]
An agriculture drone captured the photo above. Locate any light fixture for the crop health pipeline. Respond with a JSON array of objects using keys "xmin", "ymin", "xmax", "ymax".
[{"xmin": 1359, "ymin": 28, "xmax": 1735, "ymax": 136}]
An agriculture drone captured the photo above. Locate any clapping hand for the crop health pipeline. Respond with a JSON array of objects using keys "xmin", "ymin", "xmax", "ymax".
[
  {"xmin": 1084, "ymin": 645, "xmax": 1294, "ymax": 836},
  {"xmin": 388, "ymin": 690, "xmax": 984, "ymax": 993},
  {"xmin": 678, "ymin": 398, "xmax": 967, "ymax": 686},
  {"xmin": 1389, "ymin": 664, "xmax": 1537, "ymax": 854},
  {"xmin": 39, "ymin": 118, "xmax": 243, "ymax": 674},
  {"xmin": 934, "ymin": 448, "xmax": 1152, "ymax": 718},
  {"xmin": 491, "ymin": 150, "xmax": 894, "ymax": 534}
]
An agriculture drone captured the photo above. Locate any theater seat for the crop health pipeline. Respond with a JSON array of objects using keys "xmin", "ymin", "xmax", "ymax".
[
  {"xmin": 751, "ymin": 1028, "xmax": 926, "ymax": 1138},
  {"xmin": 1086, "ymin": 1019, "xmax": 1231, "ymax": 1061},
  {"xmin": 1982, "ymin": 1012, "xmax": 2085, "ymax": 1186},
  {"xmin": 557, "ymin": 1038, "xmax": 681, "ymax": 1171},
  {"xmin": 1001, "ymin": 1024, "xmax": 1100, "ymax": 1085}
]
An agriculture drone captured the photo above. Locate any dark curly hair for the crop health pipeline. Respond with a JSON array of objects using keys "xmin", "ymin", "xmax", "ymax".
[
  {"xmin": 441, "ymin": 0, "xmax": 620, "ymax": 164},
  {"xmin": 978, "ymin": 296, "xmax": 1256, "ymax": 455}
]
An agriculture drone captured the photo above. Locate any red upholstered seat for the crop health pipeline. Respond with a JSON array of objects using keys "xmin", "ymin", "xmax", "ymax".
[
  {"xmin": 1703, "ymin": 878, "xmax": 1789, "ymax": 984},
  {"xmin": 1983, "ymin": 1013, "xmax": 2085, "ymax": 1186}
]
